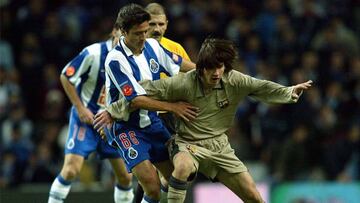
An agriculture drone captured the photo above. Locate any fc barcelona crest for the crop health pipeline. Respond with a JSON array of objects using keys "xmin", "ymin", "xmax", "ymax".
[{"xmin": 149, "ymin": 58, "xmax": 159, "ymax": 73}]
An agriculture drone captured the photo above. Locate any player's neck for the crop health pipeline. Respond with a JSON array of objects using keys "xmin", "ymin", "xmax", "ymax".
[
  {"xmin": 124, "ymin": 39, "xmax": 142, "ymax": 55},
  {"xmin": 200, "ymin": 77, "xmax": 213, "ymax": 94}
]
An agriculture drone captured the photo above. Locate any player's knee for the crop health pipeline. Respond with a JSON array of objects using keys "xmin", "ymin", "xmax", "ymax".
[
  {"xmin": 173, "ymin": 160, "xmax": 194, "ymax": 180},
  {"xmin": 245, "ymin": 195, "xmax": 264, "ymax": 203},
  {"xmin": 242, "ymin": 188, "xmax": 264, "ymax": 203},
  {"xmin": 116, "ymin": 172, "xmax": 132, "ymax": 186},
  {"xmin": 60, "ymin": 166, "xmax": 80, "ymax": 180}
]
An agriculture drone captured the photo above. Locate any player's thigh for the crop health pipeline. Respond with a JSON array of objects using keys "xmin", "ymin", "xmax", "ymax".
[
  {"xmin": 153, "ymin": 159, "xmax": 173, "ymax": 181},
  {"xmin": 61, "ymin": 154, "xmax": 84, "ymax": 178},
  {"xmin": 132, "ymin": 160, "xmax": 160, "ymax": 192},
  {"xmin": 216, "ymin": 170, "xmax": 262, "ymax": 202}
]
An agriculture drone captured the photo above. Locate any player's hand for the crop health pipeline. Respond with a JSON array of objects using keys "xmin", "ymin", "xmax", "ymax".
[
  {"xmin": 170, "ymin": 101, "xmax": 199, "ymax": 122},
  {"xmin": 292, "ymin": 80, "xmax": 313, "ymax": 100},
  {"xmin": 93, "ymin": 110, "xmax": 113, "ymax": 132},
  {"xmin": 77, "ymin": 106, "xmax": 94, "ymax": 124}
]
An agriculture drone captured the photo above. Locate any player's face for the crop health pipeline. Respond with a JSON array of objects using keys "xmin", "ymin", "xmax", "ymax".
[
  {"xmin": 123, "ymin": 21, "xmax": 149, "ymax": 53},
  {"xmin": 148, "ymin": 14, "xmax": 168, "ymax": 41},
  {"xmin": 202, "ymin": 64, "xmax": 225, "ymax": 89}
]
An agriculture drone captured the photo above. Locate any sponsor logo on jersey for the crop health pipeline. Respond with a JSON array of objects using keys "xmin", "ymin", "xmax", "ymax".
[
  {"xmin": 149, "ymin": 58, "xmax": 159, "ymax": 73},
  {"xmin": 66, "ymin": 66, "xmax": 75, "ymax": 76},
  {"xmin": 121, "ymin": 84, "xmax": 133, "ymax": 96},
  {"xmin": 128, "ymin": 147, "xmax": 138, "ymax": 159}
]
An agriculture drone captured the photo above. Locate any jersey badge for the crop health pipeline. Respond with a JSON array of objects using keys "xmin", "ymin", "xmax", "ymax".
[
  {"xmin": 67, "ymin": 139, "xmax": 75, "ymax": 150},
  {"xmin": 66, "ymin": 66, "xmax": 75, "ymax": 76},
  {"xmin": 121, "ymin": 84, "xmax": 133, "ymax": 96},
  {"xmin": 149, "ymin": 58, "xmax": 159, "ymax": 73},
  {"xmin": 128, "ymin": 147, "xmax": 138, "ymax": 159}
]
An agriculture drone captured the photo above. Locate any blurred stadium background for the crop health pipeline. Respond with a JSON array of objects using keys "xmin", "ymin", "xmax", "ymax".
[{"xmin": 0, "ymin": 0, "xmax": 359, "ymax": 202}]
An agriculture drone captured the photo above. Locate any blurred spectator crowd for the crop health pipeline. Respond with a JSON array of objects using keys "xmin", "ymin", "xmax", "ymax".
[{"xmin": 0, "ymin": 0, "xmax": 359, "ymax": 189}]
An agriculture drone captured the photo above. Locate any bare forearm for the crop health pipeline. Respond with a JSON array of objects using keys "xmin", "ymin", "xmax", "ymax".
[
  {"xmin": 180, "ymin": 59, "xmax": 196, "ymax": 72},
  {"xmin": 60, "ymin": 75, "xmax": 83, "ymax": 109},
  {"xmin": 130, "ymin": 95, "xmax": 172, "ymax": 112}
]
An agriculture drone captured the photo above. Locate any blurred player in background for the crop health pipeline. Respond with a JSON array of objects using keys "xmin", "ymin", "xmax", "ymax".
[
  {"xmin": 145, "ymin": 3, "xmax": 190, "ymax": 62},
  {"xmin": 47, "ymin": 27, "xmax": 134, "ymax": 203},
  {"xmin": 95, "ymin": 38, "xmax": 313, "ymax": 203},
  {"xmin": 97, "ymin": 3, "xmax": 196, "ymax": 203}
]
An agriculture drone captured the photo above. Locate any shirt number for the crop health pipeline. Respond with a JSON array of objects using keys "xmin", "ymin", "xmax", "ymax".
[{"xmin": 119, "ymin": 131, "xmax": 139, "ymax": 149}]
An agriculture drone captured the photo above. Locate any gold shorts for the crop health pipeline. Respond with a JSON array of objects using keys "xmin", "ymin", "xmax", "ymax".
[{"xmin": 168, "ymin": 134, "xmax": 248, "ymax": 180}]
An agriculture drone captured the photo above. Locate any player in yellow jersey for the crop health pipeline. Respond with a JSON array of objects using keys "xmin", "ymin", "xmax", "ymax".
[{"xmin": 145, "ymin": 3, "xmax": 190, "ymax": 62}]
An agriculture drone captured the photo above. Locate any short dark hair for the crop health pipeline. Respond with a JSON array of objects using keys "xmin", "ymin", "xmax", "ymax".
[
  {"xmin": 114, "ymin": 3, "xmax": 150, "ymax": 32},
  {"xmin": 196, "ymin": 38, "xmax": 237, "ymax": 75}
]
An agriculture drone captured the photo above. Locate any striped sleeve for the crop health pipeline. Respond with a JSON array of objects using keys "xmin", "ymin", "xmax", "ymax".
[
  {"xmin": 147, "ymin": 39, "xmax": 182, "ymax": 76},
  {"xmin": 61, "ymin": 47, "xmax": 95, "ymax": 84},
  {"xmin": 105, "ymin": 50, "xmax": 146, "ymax": 102}
]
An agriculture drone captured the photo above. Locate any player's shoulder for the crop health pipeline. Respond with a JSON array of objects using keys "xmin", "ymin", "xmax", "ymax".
[
  {"xmin": 178, "ymin": 69, "xmax": 197, "ymax": 85},
  {"xmin": 106, "ymin": 44, "xmax": 126, "ymax": 62},
  {"xmin": 145, "ymin": 38, "xmax": 160, "ymax": 48},
  {"xmin": 83, "ymin": 41, "xmax": 103, "ymax": 55},
  {"xmin": 162, "ymin": 37, "xmax": 182, "ymax": 47},
  {"xmin": 224, "ymin": 70, "xmax": 248, "ymax": 85}
]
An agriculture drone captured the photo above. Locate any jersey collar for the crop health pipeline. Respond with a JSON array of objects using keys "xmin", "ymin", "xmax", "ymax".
[
  {"xmin": 120, "ymin": 38, "xmax": 146, "ymax": 57},
  {"xmin": 120, "ymin": 38, "xmax": 134, "ymax": 56}
]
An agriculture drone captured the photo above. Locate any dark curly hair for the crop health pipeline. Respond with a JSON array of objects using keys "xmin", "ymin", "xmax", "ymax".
[{"xmin": 196, "ymin": 38, "xmax": 237, "ymax": 75}]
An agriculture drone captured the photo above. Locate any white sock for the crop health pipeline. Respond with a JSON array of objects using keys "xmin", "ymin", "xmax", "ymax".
[
  {"xmin": 114, "ymin": 184, "xmax": 134, "ymax": 203},
  {"xmin": 48, "ymin": 175, "xmax": 72, "ymax": 203},
  {"xmin": 141, "ymin": 195, "xmax": 159, "ymax": 203}
]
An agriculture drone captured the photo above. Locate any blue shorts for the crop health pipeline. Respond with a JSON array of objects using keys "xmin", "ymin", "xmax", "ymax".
[
  {"xmin": 64, "ymin": 107, "xmax": 122, "ymax": 159},
  {"xmin": 105, "ymin": 120, "xmax": 171, "ymax": 172}
]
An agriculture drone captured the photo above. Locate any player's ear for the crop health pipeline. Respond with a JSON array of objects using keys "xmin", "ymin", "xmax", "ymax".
[{"xmin": 121, "ymin": 29, "xmax": 127, "ymax": 36}]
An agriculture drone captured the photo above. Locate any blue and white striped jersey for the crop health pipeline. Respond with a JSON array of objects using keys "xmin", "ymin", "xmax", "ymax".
[
  {"xmin": 61, "ymin": 40, "xmax": 114, "ymax": 114},
  {"xmin": 105, "ymin": 38, "xmax": 182, "ymax": 128}
]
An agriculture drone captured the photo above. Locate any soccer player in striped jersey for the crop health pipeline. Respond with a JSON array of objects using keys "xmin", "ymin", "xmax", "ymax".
[
  {"xmin": 98, "ymin": 4, "xmax": 196, "ymax": 203},
  {"xmin": 48, "ymin": 28, "xmax": 134, "ymax": 203}
]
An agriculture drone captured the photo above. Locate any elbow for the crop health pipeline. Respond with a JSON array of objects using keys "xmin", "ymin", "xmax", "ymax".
[
  {"xmin": 129, "ymin": 96, "xmax": 142, "ymax": 109},
  {"xmin": 60, "ymin": 74, "xmax": 67, "ymax": 85}
]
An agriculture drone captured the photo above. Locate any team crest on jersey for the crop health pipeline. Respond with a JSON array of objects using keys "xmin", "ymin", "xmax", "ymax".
[
  {"xmin": 67, "ymin": 139, "xmax": 75, "ymax": 149},
  {"xmin": 149, "ymin": 58, "xmax": 159, "ymax": 73},
  {"xmin": 128, "ymin": 147, "xmax": 138, "ymax": 159},
  {"xmin": 66, "ymin": 66, "xmax": 75, "ymax": 76},
  {"xmin": 121, "ymin": 84, "xmax": 133, "ymax": 96}
]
